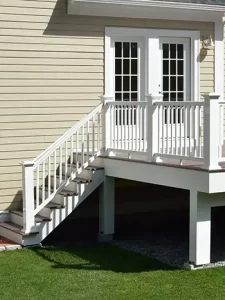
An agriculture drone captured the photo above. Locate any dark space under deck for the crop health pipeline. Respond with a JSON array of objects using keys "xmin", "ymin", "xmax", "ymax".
[{"xmin": 42, "ymin": 179, "xmax": 225, "ymax": 265}]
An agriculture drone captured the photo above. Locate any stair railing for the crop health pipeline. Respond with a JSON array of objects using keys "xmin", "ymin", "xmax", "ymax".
[{"xmin": 22, "ymin": 103, "xmax": 103, "ymax": 234}]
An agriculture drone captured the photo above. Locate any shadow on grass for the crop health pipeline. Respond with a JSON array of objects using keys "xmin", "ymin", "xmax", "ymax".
[{"xmin": 32, "ymin": 244, "xmax": 178, "ymax": 273}]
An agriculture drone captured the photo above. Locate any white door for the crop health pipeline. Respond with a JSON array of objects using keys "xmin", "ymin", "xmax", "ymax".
[
  {"xmin": 158, "ymin": 37, "xmax": 191, "ymax": 143},
  {"xmin": 112, "ymin": 38, "xmax": 145, "ymax": 149}
]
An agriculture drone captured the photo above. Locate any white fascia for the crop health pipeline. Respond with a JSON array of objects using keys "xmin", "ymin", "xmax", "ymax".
[{"xmin": 68, "ymin": 0, "xmax": 225, "ymax": 21}]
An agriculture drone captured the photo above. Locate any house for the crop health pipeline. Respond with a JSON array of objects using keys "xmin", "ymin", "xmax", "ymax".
[{"xmin": 0, "ymin": 0, "xmax": 225, "ymax": 268}]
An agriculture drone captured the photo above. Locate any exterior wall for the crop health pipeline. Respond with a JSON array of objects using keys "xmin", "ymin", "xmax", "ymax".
[{"xmin": 0, "ymin": 0, "xmax": 214, "ymax": 210}]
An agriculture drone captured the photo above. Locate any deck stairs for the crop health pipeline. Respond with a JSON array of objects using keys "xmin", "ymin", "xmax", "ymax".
[{"xmin": 0, "ymin": 103, "xmax": 105, "ymax": 246}]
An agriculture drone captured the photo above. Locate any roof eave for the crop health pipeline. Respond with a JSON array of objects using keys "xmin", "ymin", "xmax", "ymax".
[{"xmin": 69, "ymin": 0, "xmax": 225, "ymax": 12}]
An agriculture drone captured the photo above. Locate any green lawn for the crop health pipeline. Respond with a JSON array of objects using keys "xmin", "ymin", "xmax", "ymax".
[{"xmin": 1, "ymin": 244, "xmax": 225, "ymax": 300}]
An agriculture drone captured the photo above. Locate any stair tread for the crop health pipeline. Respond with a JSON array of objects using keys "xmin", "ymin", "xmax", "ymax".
[
  {"xmin": 74, "ymin": 177, "xmax": 92, "ymax": 183},
  {"xmin": 46, "ymin": 202, "xmax": 65, "ymax": 209},
  {"xmin": 11, "ymin": 211, "xmax": 51, "ymax": 223},
  {"xmin": 63, "ymin": 162, "xmax": 104, "ymax": 170},
  {"xmin": 0, "ymin": 221, "xmax": 39, "ymax": 236},
  {"xmin": 42, "ymin": 186, "xmax": 78, "ymax": 196},
  {"xmin": 0, "ymin": 221, "xmax": 22, "ymax": 233}
]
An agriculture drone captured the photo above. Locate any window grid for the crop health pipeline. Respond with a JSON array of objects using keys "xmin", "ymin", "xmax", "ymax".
[
  {"xmin": 115, "ymin": 42, "xmax": 138, "ymax": 102},
  {"xmin": 162, "ymin": 43, "xmax": 184, "ymax": 102}
]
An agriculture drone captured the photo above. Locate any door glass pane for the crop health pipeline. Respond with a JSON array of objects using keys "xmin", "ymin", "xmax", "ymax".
[
  {"xmin": 115, "ymin": 41, "xmax": 139, "ymax": 126},
  {"xmin": 115, "ymin": 41, "xmax": 138, "ymax": 102},
  {"xmin": 162, "ymin": 42, "xmax": 185, "ymax": 102}
]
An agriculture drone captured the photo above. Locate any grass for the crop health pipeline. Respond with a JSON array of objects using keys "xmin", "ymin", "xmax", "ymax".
[{"xmin": 1, "ymin": 244, "xmax": 225, "ymax": 300}]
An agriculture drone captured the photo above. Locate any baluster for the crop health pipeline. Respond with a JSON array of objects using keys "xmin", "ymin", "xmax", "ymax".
[
  {"xmin": 162, "ymin": 106, "xmax": 165, "ymax": 154},
  {"xmin": 48, "ymin": 156, "xmax": 51, "ymax": 197},
  {"xmin": 143, "ymin": 105, "xmax": 146, "ymax": 152},
  {"xmin": 180, "ymin": 107, "xmax": 182, "ymax": 156},
  {"xmin": 59, "ymin": 145, "xmax": 62, "ymax": 182},
  {"xmin": 65, "ymin": 141, "xmax": 68, "ymax": 178},
  {"xmin": 98, "ymin": 111, "xmax": 100, "ymax": 150},
  {"xmin": 184, "ymin": 106, "xmax": 187, "ymax": 156},
  {"xmin": 76, "ymin": 130, "xmax": 79, "ymax": 170},
  {"xmin": 112, "ymin": 106, "xmax": 115, "ymax": 149},
  {"xmin": 36, "ymin": 166, "xmax": 39, "ymax": 209},
  {"xmin": 135, "ymin": 106, "xmax": 138, "ymax": 151},
  {"xmin": 124, "ymin": 105, "xmax": 127, "ymax": 150},
  {"xmin": 70, "ymin": 135, "xmax": 73, "ymax": 175},
  {"xmin": 175, "ymin": 107, "xmax": 178, "ymax": 155},
  {"xmin": 197, "ymin": 106, "xmax": 200, "ymax": 157},
  {"xmin": 82, "ymin": 125, "xmax": 84, "ymax": 166},
  {"xmin": 166, "ymin": 107, "xmax": 169, "ymax": 154},
  {"xmin": 117, "ymin": 106, "xmax": 119, "ymax": 149},
  {"xmin": 132, "ymin": 105, "xmax": 134, "ymax": 151},
  {"xmin": 42, "ymin": 160, "xmax": 45, "ymax": 203},
  {"xmin": 139, "ymin": 106, "xmax": 141, "ymax": 151},
  {"xmin": 170, "ymin": 107, "xmax": 173, "ymax": 155},
  {"xmin": 92, "ymin": 115, "xmax": 95, "ymax": 156},
  {"xmin": 54, "ymin": 151, "xmax": 56, "ymax": 192},
  {"xmin": 188, "ymin": 106, "xmax": 191, "ymax": 157},
  {"xmin": 193, "ymin": 106, "xmax": 196, "ymax": 158},
  {"xmin": 128, "ymin": 106, "xmax": 130, "ymax": 150},
  {"xmin": 87, "ymin": 121, "xmax": 90, "ymax": 162}
]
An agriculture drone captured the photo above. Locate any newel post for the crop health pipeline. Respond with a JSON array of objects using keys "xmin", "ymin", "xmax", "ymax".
[
  {"xmin": 102, "ymin": 95, "xmax": 113, "ymax": 151},
  {"xmin": 22, "ymin": 161, "xmax": 36, "ymax": 234},
  {"xmin": 203, "ymin": 93, "xmax": 221, "ymax": 170},
  {"xmin": 146, "ymin": 94, "xmax": 163, "ymax": 162}
]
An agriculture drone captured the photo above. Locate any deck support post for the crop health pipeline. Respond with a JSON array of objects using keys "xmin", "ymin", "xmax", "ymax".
[
  {"xmin": 98, "ymin": 175, "xmax": 115, "ymax": 242},
  {"xmin": 203, "ymin": 93, "xmax": 221, "ymax": 170},
  {"xmin": 189, "ymin": 190, "xmax": 211, "ymax": 266},
  {"xmin": 22, "ymin": 161, "xmax": 36, "ymax": 234},
  {"xmin": 146, "ymin": 94, "xmax": 163, "ymax": 162}
]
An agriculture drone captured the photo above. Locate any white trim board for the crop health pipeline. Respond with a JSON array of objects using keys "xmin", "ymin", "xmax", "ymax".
[
  {"xmin": 105, "ymin": 27, "xmax": 200, "ymax": 102},
  {"xmin": 68, "ymin": 0, "xmax": 225, "ymax": 22}
]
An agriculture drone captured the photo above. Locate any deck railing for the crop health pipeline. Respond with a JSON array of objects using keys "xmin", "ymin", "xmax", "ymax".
[{"xmin": 105, "ymin": 93, "xmax": 222, "ymax": 169}]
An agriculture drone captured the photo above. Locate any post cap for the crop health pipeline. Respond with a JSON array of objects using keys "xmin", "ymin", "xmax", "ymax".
[
  {"xmin": 101, "ymin": 95, "xmax": 114, "ymax": 102},
  {"xmin": 21, "ymin": 160, "xmax": 35, "ymax": 167},
  {"xmin": 146, "ymin": 93, "xmax": 163, "ymax": 101},
  {"xmin": 202, "ymin": 93, "xmax": 220, "ymax": 100}
]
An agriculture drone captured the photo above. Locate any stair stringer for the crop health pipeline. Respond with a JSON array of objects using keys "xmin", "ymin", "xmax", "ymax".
[{"xmin": 22, "ymin": 169, "xmax": 105, "ymax": 246}]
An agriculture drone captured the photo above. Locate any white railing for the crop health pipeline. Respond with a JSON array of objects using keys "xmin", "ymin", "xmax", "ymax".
[
  {"xmin": 22, "ymin": 103, "xmax": 103, "ymax": 234},
  {"xmin": 105, "ymin": 101, "xmax": 148, "ymax": 152},
  {"xmin": 153, "ymin": 100, "xmax": 204, "ymax": 160},
  {"xmin": 104, "ymin": 93, "xmax": 222, "ymax": 170}
]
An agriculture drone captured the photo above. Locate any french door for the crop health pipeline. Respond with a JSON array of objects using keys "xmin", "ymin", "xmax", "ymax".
[{"xmin": 110, "ymin": 32, "xmax": 192, "ymax": 149}]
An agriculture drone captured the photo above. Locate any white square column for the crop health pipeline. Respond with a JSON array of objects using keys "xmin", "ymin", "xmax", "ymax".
[
  {"xmin": 189, "ymin": 190, "xmax": 211, "ymax": 266},
  {"xmin": 98, "ymin": 176, "xmax": 115, "ymax": 242}
]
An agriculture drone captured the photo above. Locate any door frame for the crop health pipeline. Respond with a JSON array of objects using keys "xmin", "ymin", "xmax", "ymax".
[{"xmin": 105, "ymin": 27, "xmax": 200, "ymax": 102}]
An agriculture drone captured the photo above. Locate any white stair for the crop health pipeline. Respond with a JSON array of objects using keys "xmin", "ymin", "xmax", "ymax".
[
  {"xmin": 0, "ymin": 102, "xmax": 105, "ymax": 246},
  {"xmin": 0, "ymin": 165, "xmax": 104, "ymax": 246}
]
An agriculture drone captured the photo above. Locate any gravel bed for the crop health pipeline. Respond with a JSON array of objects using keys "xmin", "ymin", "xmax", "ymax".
[{"xmin": 111, "ymin": 230, "xmax": 225, "ymax": 269}]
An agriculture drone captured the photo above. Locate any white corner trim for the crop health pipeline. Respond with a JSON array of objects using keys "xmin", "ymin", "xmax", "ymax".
[
  {"xmin": 214, "ymin": 20, "xmax": 224, "ymax": 141},
  {"xmin": 214, "ymin": 21, "xmax": 224, "ymax": 98}
]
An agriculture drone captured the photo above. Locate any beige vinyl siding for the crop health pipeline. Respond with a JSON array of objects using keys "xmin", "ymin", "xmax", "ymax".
[{"xmin": 0, "ymin": 0, "xmax": 214, "ymax": 210}]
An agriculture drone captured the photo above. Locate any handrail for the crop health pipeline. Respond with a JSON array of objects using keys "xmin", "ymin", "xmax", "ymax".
[
  {"xmin": 33, "ymin": 103, "xmax": 103, "ymax": 167},
  {"xmin": 107, "ymin": 101, "xmax": 147, "ymax": 107},
  {"xmin": 153, "ymin": 101, "xmax": 205, "ymax": 107}
]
